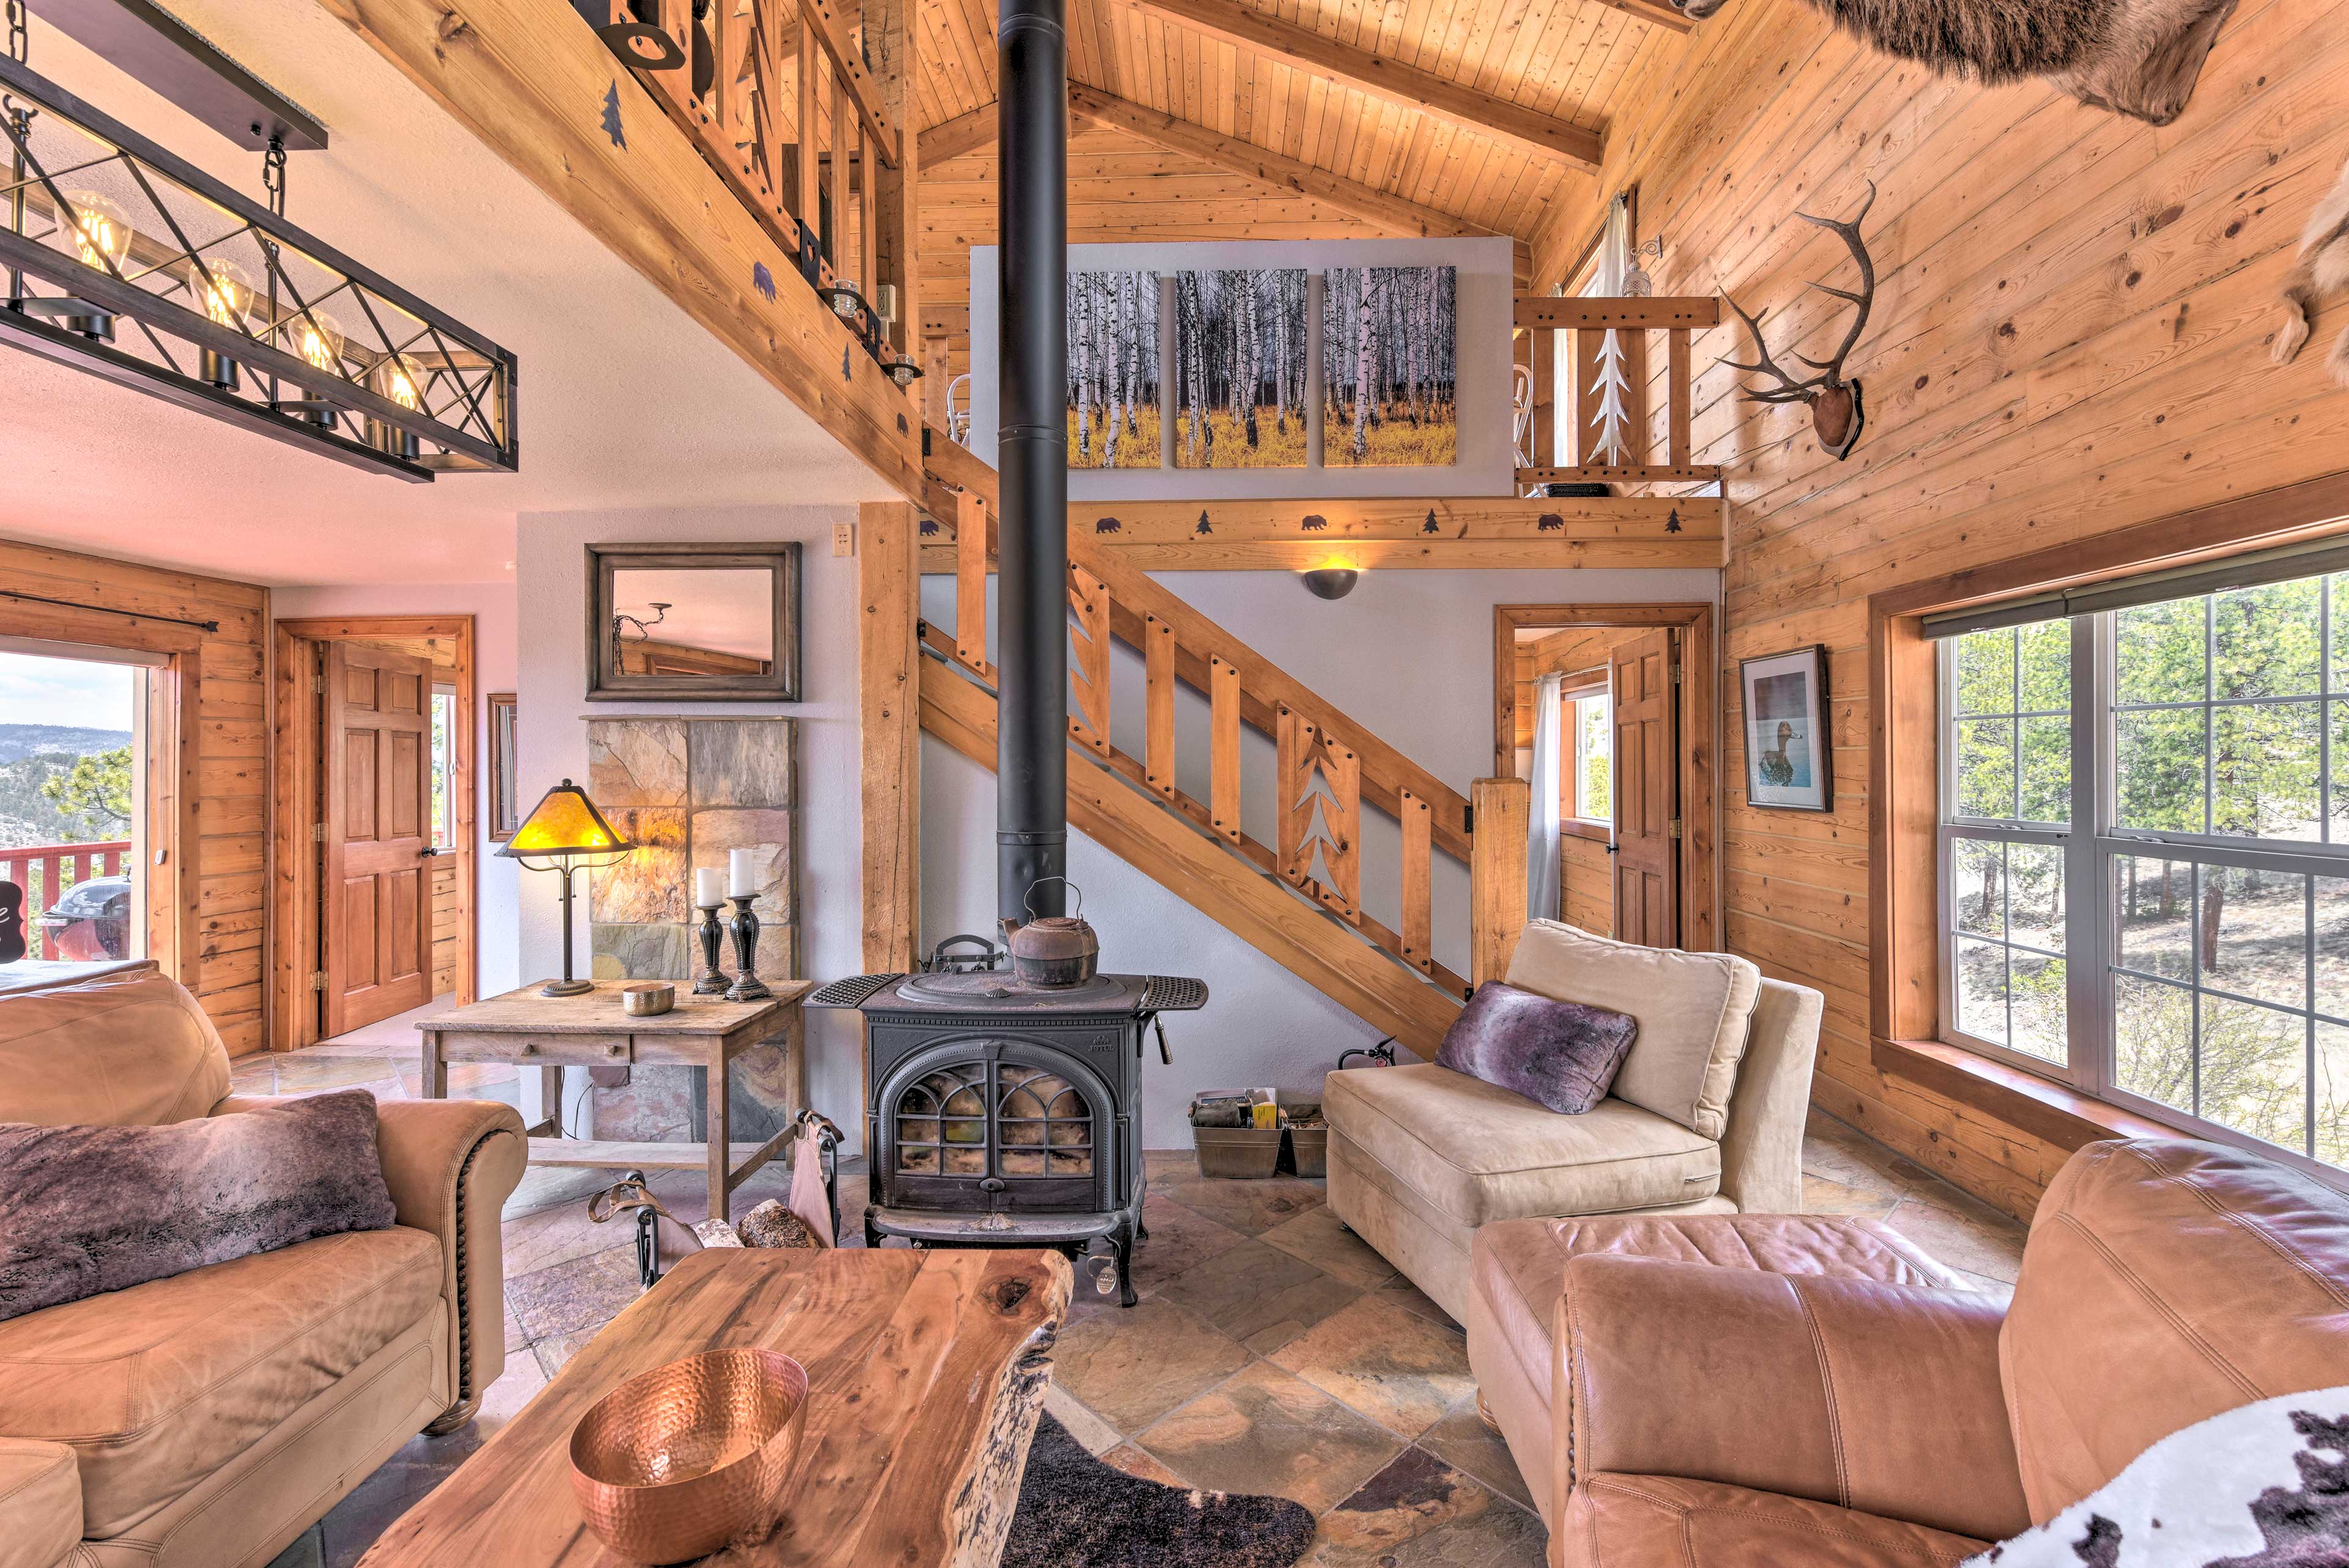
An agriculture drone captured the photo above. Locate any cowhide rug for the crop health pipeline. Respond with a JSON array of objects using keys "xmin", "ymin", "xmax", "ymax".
[
  {"xmin": 1001, "ymin": 1413, "xmax": 1317, "ymax": 1568},
  {"xmin": 1965, "ymin": 1386, "xmax": 2349, "ymax": 1567}
]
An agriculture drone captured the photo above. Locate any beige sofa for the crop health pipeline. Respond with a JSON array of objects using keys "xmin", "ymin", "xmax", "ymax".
[
  {"xmin": 0, "ymin": 965, "xmax": 525, "ymax": 1568},
  {"xmin": 1324, "ymin": 921, "xmax": 1822, "ymax": 1324}
]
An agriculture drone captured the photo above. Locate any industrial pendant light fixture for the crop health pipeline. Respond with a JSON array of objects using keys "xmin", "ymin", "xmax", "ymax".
[{"xmin": 0, "ymin": 1, "xmax": 519, "ymax": 481}]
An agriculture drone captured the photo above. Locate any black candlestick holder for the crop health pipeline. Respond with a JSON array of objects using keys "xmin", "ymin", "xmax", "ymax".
[
  {"xmin": 724, "ymin": 894, "xmax": 772, "ymax": 1003},
  {"xmin": 693, "ymin": 901, "xmax": 730, "ymax": 995}
]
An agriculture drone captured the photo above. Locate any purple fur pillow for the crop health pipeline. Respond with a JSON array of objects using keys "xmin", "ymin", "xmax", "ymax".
[
  {"xmin": 0, "ymin": 1089, "xmax": 397, "ymax": 1323},
  {"xmin": 1434, "ymin": 981, "xmax": 1639, "ymax": 1115}
]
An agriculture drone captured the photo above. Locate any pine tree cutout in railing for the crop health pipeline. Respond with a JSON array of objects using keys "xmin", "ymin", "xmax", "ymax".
[
  {"xmin": 1589, "ymin": 327, "xmax": 1633, "ymax": 467},
  {"xmin": 1277, "ymin": 707, "xmax": 1362, "ymax": 923}
]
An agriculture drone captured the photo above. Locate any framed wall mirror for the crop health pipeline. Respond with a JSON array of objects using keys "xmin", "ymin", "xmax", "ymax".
[
  {"xmin": 486, "ymin": 692, "xmax": 519, "ymax": 841},
  {"xmin": 585, "ymin": 543, "xmax": 802, "ymax": 702}
]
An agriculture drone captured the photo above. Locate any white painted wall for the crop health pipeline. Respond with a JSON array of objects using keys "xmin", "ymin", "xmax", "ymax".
[
  {"xmin": 271, "ymin": 582, "xmax": 524, "ymax": 1005},
  {"xmin": 968, "ymin": 238, "xmax": 1516, "ymax": 502},
  {"xmin": 502, "ymin": 500, "xmax": 1715, "ymax": 1153},
  {"xmin": 512, "ymin": 506, "xmax": 864, "ymax": 1145}
]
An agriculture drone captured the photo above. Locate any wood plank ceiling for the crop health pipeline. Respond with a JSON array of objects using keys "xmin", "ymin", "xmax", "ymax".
[{"xmin": 910, "ymin": 0, "xmax": 1691, "ymax": 372}]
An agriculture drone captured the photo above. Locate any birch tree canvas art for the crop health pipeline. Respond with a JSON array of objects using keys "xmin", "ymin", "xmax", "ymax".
[
  {"xmin": 1066, "ymin": 270, "xmax": 1162, "ymax": 469},
  {"xmin": 1323, "ymin": 266, "xmax": 1458, "ymax": 467},
  {"xmin": 1173, "ymin": 269, "xmax": 1309, "ymax": 469}
]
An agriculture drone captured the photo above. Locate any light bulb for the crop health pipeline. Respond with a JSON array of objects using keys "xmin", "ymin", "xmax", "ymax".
[
  {"xmin": 374, "ymin": 352, "xmax": 423, "ymax": 410},
  {"xmin": 64, "ymin": 191, "xmax": 133, "ymax": 273},
  {"xmin": 195, "ymin": 259, "xmax": 254, "ymax": 332},
  {"xmin": 194, "ymin": 260, "xmax": 258, "ymax": 390},
  {"xmin": 366, "ymin": 352, "xmax": 427, "ymax": 460},
  {"xmin": 291, "ymin": 309, "xmax": 344, "ymax": 373}
]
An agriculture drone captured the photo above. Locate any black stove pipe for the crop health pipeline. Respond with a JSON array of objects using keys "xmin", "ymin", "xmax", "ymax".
[{"xmin": 995, "ymin": 0, "xmax": 1069, "ymax": 924}]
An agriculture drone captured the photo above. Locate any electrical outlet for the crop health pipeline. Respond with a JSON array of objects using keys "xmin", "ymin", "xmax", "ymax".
[{"xmin": 833, "ymin": 522, "xmax": 855, "ymax": 557}]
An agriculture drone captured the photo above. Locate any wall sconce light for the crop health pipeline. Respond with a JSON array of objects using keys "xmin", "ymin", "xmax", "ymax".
[
  {"xmin": 1301, "ymin": 560, "xmax": 1360, "ymax": 600},
  {"xmin": 611, "ymin": 601, "xmax": 671, "ymax": 669}
]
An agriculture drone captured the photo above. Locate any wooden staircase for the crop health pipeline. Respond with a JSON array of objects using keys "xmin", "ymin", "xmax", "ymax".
[{"xmin": 920, "ymin": 443, "xmax": 1529, "ymax": 1057}]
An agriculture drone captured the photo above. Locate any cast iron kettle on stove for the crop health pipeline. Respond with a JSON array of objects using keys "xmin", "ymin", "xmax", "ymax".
[{"xmin": 999, "ymin": 877, "xmax": 1099, "ymax": 987}]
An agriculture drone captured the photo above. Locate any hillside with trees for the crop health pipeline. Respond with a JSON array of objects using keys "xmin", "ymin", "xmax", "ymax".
[{"xmin": 0, "ymin": 726, "xmax": 132, "ymax": 848}]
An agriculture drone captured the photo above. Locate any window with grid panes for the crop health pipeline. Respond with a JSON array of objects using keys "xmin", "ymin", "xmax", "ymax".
[{"xmin": 1935, "ymin": 552, "xmax": 2349, "ymax": 1181}]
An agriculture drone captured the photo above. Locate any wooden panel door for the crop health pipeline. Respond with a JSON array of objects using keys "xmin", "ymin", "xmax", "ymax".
[
  {"xmin": 324, "ymin": 643, "xmax": 436, "ymax": 1035},
  {"xmin": 1611, "ymin": 628, "xmax": 1680, "ymax": 948}
]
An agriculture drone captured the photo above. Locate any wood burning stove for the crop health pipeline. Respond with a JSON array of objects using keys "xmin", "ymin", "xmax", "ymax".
[
  {"xmin": 811, "ymin": 967, "xmax": 1204, "ymax": 1304},
  {"xmin": 811, "ymin": 0, "xmax": 1208, "ymax": 1307}
]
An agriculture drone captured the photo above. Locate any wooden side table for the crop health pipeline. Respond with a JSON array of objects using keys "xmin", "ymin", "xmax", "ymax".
[{"xmin": 418, "ymin": 979, "xmax": 815, "ymax": 1222}]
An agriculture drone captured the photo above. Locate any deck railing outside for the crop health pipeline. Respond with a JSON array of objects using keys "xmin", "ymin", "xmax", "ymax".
[{"xmin": 0, "ymin": 839, "xmax": 131, "ymax": 960}]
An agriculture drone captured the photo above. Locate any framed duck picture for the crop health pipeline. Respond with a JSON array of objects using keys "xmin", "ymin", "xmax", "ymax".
[{"xmin": 1740, "ymin": 646, "xmax": 1832, "ymax": 811}]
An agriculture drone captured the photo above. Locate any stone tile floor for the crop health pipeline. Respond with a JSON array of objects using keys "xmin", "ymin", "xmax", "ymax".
[{"xmin": 250, "ymin": 1047, "xmax": 2029, "ymax": 1568}]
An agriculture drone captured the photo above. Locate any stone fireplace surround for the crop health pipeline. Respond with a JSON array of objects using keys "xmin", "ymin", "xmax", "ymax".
[{"xmin": 584, "ymin": 716, "xmax": 800, "ymax": 1143}]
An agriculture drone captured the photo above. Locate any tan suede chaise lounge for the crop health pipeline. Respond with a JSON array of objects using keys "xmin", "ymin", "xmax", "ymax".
[
  {"xmin": 0, "ymin": 965, "xmax": 526, "ymax": 1568},
  {"xmin": 1324, "ymin": 921, "xmax": 1824, "ymax": 1323},
  {"xmin": 1469, "ymin": 1136, "xmax": 2349, "ymax": 1565}
]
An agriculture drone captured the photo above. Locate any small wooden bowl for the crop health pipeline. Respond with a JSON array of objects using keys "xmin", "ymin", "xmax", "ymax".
[
  {"xmin": 621, "ymin": 982, "xmax": 676, "ymax": 1018},
  {"xmin": 568, "ymin": 1348, "xmax": 809, "ymax": 1564}
]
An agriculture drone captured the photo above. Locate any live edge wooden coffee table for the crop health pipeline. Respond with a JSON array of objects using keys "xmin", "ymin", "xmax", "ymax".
[
  {"xmin": 357, "ymin": 1248, "xmax": 1072, "ymax": 1568},
  {"xmin": 418, "ymin": 979, "xmax": 815, "ymax": 1223}
]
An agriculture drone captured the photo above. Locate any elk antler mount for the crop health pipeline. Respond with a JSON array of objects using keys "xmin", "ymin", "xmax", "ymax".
[{"xmin": 1724, "ymin": 180, "xmax": 1877, "ymax": 463}]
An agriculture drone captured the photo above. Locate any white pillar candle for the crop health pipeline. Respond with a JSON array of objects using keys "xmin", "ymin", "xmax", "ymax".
[
  {"xmin": 694, "ymin": 867, "xmax": 725, "ymax": 908},
  {"xmin": 727, "ymin": 847, "xmax": 757, "ymax": 898}
]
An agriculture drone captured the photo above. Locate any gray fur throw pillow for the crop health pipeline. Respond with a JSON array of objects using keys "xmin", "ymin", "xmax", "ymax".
[
  {"xmin": 1434, "ymin": 981, "xmax": 1639, "ymax": 1115},
  {"xmin": 0, "ymin": 1089, "xmax": 397, "ymax": 1323}
]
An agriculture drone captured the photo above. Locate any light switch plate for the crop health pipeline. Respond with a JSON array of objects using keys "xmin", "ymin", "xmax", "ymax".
[{"xmin": 833, "ymin": 522, "xmax": 855, "ymax": 557}]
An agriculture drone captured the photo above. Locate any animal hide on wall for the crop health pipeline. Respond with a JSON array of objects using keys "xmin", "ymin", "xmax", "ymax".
[
  {"xmin": 2274, "ymin": 155, "xmax": 2349, "ymax": 389},
  {"xmin": 1669, "ymin": 0, "xmax": 2239, "ymax": 127}
]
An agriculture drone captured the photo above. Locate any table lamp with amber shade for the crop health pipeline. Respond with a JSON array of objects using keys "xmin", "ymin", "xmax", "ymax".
[{"xmin": 497, "ymin": 779, "xmax": 634, "ymax": 997}]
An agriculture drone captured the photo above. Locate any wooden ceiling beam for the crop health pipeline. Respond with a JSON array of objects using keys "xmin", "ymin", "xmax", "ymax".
[
  {"xmin": 1129, "ymin": 0, "xmax": 1603, "ymax": 168},
  {"xmin": 1066, "ymin": 85, "xmax": 1499, "ymax": 240},
  {"xmin": 918, "ymin": 102, "xmax": 998, "ymax": 167}
]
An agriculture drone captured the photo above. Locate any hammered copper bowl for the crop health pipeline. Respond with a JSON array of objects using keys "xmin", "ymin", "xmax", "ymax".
[{"xmin": 568, "ymin": 1348, "xmax": 809, "ymax": 1564}]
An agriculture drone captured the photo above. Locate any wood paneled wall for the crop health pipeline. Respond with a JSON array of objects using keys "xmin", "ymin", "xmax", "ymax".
[
  {"xmin": 1560, "ymin": 833, "xmax": 1614, "ymax": 935},
  {"xmin": 1551, "ymin": 0, "xmax": 2349, "ymax": 1219},
  {"xmin": 0, "ymin": 539, "xmax": 269, "ymax": 1055}
]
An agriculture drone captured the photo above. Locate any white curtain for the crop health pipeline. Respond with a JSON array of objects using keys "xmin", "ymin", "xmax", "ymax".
[{"xmin": 1527, "ymin": 672, "xmax": 1565, "ymax": 923}]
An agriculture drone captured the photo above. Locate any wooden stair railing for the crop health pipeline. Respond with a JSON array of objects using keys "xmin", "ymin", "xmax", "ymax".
[
  {"xmin": 918, "ymin": 634, "xmax": 1468, "ymax": 1056},
  {"xmin": 923, "ymin": 444, "xmax": 1480, "ymax": 1008},
  {"xmin": 1515, "ymin": 297, "xmax": 1724, "ymax": 491}
]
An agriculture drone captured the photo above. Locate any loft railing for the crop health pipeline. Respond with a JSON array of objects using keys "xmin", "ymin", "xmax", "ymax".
[
  {"xmin": 577, "ymin": 0, "xmax": 910, "ymax": 363},
  {"xmin": 0, "ymin": 839, "xmax": 130, "ymax": 961},
  {"xmin": 1515, "ymin": 297, "xmax": 1724, "ymax": 491}
]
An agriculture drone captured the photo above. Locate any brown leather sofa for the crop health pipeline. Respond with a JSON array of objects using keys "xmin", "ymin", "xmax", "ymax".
[
  {"xmin": 0, "ymin": 965, "xmax": 526, "ymax": 1568},
  {"xmin": 1465, "ymin": 1135, "xmax": 2349, "ymax": 1566}
]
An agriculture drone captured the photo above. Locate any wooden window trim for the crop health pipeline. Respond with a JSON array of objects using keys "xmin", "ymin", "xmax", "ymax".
[
  {"xmin": 1560, "ymin": 817, "xmax": 1613, "ymax": 844},
  {"xmin": 1869, "ymin": 469, "xmax": 2349, "ymax": 1126}
]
